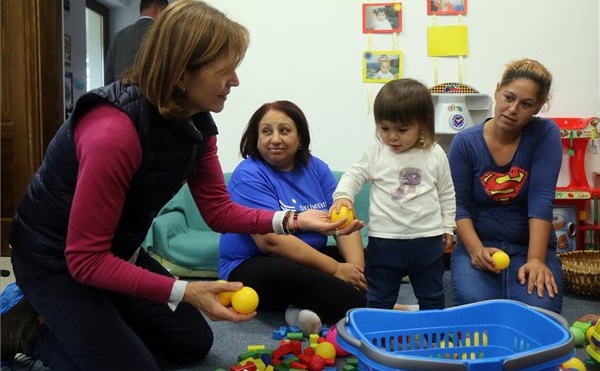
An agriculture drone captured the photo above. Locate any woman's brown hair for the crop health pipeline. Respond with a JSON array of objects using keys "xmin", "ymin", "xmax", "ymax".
[{"xmin": 125, "ymin": 0, "xmax": 249, "ymax": 119}]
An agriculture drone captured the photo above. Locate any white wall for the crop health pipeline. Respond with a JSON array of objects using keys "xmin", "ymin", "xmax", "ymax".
[{"xmin": 109, "ymin": 1, "xmax": 600, "ymax": 186}]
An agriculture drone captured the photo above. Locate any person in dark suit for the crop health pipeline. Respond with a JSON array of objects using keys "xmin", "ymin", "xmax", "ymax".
[{"xmin": 104, "ymin": 0, "xmax": 168, "ymax": 84}]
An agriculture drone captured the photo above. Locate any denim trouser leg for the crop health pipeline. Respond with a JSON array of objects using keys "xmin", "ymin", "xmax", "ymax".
[
  {"xmin": 450, "ymin": 241, "xmax": 563, "ymax": 313},
  {"xmin": 366, "ymin": 236, "xmax": 445, "ymax": 310}
]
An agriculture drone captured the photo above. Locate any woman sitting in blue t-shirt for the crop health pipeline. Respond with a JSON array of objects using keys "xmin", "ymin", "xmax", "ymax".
[{"xmin": 218, "ymin": 101, "xmax": 367, "ymax": 335}]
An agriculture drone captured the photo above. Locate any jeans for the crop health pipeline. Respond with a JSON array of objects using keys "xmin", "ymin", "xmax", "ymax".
[
  {"xmin": 450, "ymin": 240, "xmax": 564, "ymax": 313},
  {"xmin": 12, "ymin": 249, "xmax": 211, "ymax": 371},
  {"xmin": 365, "ymin": 236, "xmax": 445, "ymax": 310}
]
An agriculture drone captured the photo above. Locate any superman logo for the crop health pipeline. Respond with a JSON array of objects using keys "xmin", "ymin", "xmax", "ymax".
[{"xmin": 480, "ymin": 166, "xmax": 528, "ymax": 203}]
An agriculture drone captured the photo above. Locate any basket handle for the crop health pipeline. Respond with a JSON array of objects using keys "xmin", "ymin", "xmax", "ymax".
[
  {"xmin": 528, "ymin": 305, "xmax": 568, "ymax": 328},
  {"xmin": 502, "ymin": 306, "xmax": 574, "ymax": 371},
  {"xmin": 336, "ymin": 317, "xmax": 468, "ymax": 371}
]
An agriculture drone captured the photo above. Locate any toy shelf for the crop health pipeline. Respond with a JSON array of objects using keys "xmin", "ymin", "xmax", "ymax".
[{"xmin": 553, "ymin": 117, "xmax": 599, "ymax": 251}]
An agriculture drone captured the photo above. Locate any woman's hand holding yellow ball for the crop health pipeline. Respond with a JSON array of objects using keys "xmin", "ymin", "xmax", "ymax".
[{"xmin": 492, "ymin": 251, "xmax": 510, "ymax": 270}]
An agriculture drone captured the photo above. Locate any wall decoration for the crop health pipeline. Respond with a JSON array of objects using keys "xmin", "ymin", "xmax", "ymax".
[
  {"xmin": 65, "ymin": 71, "xmax": 74, "ymax": 118},
  {"xmin": 362, "ymin": 3, "xmax": 402, "ymax": 34},
  {"xmin": 64, "ymin": 34, "xmax": 72, "ymax": 67},
  {"xmin": 363, "ymin": 51, "xmax": 402, "ymax": 83},
  {"xmin": 427, "ymin": 0, "xmax": 467, "ymax": 16},
  {"xmin": 427, "ymin": 24, "xmax": 468, "ymax": 57}
]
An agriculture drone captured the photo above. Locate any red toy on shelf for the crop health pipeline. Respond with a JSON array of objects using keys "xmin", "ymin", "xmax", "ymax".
[{"xmin": 552, "ymin": 117, "xmax": 599, "ymax": 251}]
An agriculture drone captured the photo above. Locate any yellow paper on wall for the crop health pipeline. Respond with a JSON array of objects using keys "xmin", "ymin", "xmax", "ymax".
[{"xmin": 427, "ymin": 25, "xmax": 468, "ymax": 57}]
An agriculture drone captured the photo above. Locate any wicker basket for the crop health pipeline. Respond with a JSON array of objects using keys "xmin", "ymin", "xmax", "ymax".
[{"xmin": 558, "ymin": 250, "xmax": 600, "ymax": 298}]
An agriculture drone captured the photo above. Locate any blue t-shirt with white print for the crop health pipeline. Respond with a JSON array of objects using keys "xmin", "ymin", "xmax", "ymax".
[{"xmin": 218, "ymin": 156, "xmax": 337, "ymax": 279}]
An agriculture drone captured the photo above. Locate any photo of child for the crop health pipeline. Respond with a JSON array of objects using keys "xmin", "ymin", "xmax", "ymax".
[
  {"xmin": 363, "ymin": 52, "xmax": 402, "ymax": 83},
  {"xmin": 372, "ymin": 7, "xmax": 392, "ymax": 30},
  {"xmin": 362, "ymin": 3, "xmax": 402, "ymax": 34},
  {"xmin": 427, "ymin": 0, "xmax": 467, "ymax": 15},
  {"xmin": 374, "ymin": 55, "xmax": 395, "ymax": 79}
]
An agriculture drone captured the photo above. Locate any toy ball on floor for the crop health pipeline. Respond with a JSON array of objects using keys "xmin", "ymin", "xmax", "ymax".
[
  {"xmin": 560, "ymin": 356, "xmax": 587, "ymax": 371},
  {"xmin": 325, "ymin": 325, "xmax": 349, "ymax": 356},
  {"xmin": 315, "ymin": 341, "xmax": 336, "ymax": 359}
]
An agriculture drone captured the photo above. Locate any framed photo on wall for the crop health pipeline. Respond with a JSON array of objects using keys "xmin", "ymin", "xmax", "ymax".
[
  {"xmin": 362, "ymin": 3, "xmax": 402, "ymax": 34},
  {"xmin": 363, "ymin": 51, "xmax": 403, "ymax": 83},
  {"xmin": 427, "ymin": 0, "xmax": 467, "ymax": 16}
]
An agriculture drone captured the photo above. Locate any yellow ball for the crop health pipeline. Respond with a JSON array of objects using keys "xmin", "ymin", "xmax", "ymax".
[
  {"xmin": 330, "ymin": 206, "xmax": 354, "ymax": 229},
  {"xmin": 315, "ymin": 341, "xmax": 336, "ymax": 359},
  {"xmin": 561, "ymin": 356, "xmax": 586, "ymax": 371},
  {"xmin": 216, "ymin": 280, "xmax": 234, "ymax": 307},
  {"xmin": 231, "ymin": 286, "xmax": 259, "ymax": 314},
  {"xmin": 492, "ymin": 251, "xmax": 510, "ymax": 270}
]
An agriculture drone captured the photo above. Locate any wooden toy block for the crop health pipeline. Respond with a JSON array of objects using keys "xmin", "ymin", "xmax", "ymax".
[
  {"xmin": 345, "ymin": 357, "xmax": 359, "ymax": 366},
  {"xmin": 259, "ymin": 353, "xmax": 272, "ymax": 365},
  {"xmin": 230, "ymin": 362, "xmax": 257, "ymax": 371},
  {"xmin": 238, "ymin": 358, "xmax": 257, "ymax": 368},
  {"xmin": 303, "ymin": 347, "xmax": 315, "ymax": 356},
  {"xmin": 287, "ymin": 332, "xmax": 304, "ymax": 341},
  {"xmin": 290, "ymin": 340, "xmax": 303, "ymax": 355},
  {"xmin": 289, "ymin": 361, "xmax": 307, "ymax": 369},
  {"xmin": 271, "ymin": 359, "xmax": 282, "ymax": 366},
  {"xmin": 307, "ymin": 355, "xmax": 326, "ymax": 371},
  {"xmin": 238, "ymin": 351, "xmax": 258, "ymax": 362},
  {"xmin": 252, "ymin": 357, "xmax": 266, "ymax": 371},
  {"xmin": 247, "ymin": 345, "xmax": 266, "ymax": 351},
  {"xmin": 272, "ymin": 329, "xmax": 286, "ymax": 340},
  {"xmin": 281, "ymin": 355, "xmax": 299, "ymax": 367},
  {"xmin": 297, "ymin": 353, "xmax": 312, "ymax": 364},
  {"xmin": 272, "ymin": 343, "xmax": 292, "ymax": 359}
]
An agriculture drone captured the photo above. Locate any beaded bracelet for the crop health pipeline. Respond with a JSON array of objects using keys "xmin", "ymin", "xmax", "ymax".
[{"xmin": 292, "ymin": 211, "xmax": 300, "ymax": 232}]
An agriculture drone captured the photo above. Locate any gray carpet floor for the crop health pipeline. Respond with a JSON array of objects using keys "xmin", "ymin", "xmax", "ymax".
[{"xmin": 3, "ymin": 269, "xmax": 599, "ymax": 371}]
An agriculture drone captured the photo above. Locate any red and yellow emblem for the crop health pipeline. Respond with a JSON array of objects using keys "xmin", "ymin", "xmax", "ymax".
[{"xmin": 480, "ymin": 167, "xmax": 527, "ymax": 203}]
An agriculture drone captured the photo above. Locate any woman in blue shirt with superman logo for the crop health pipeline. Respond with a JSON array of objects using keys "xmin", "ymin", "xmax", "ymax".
[{"xmin": 449, "ymin": 58, "xmax": 563, "ymax": 312}]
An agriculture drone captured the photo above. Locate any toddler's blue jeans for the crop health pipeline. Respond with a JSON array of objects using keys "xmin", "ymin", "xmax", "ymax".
[{"xmin": 365, "ymin": 236, "xmax": 445, "ymax": 310}]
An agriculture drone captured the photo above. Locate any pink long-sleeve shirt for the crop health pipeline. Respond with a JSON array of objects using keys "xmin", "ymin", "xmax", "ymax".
[{"xmin": 65, "ymin": 104, "xmax": 274, "ymax": 303}]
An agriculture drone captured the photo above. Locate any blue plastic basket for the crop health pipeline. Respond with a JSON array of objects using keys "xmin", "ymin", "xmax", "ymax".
[{"xmin": 336, "ymin": 300, "xmax": 574, "ymax": 371}]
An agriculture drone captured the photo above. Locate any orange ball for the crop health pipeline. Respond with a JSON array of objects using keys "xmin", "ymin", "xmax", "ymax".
[
  {"xmin": 216, "ymin": 280, "xmax": 234, "ymax": 307},
  {"xmin": 330, "ymin": 206, "xmax": 354, "ymax": 229}
]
